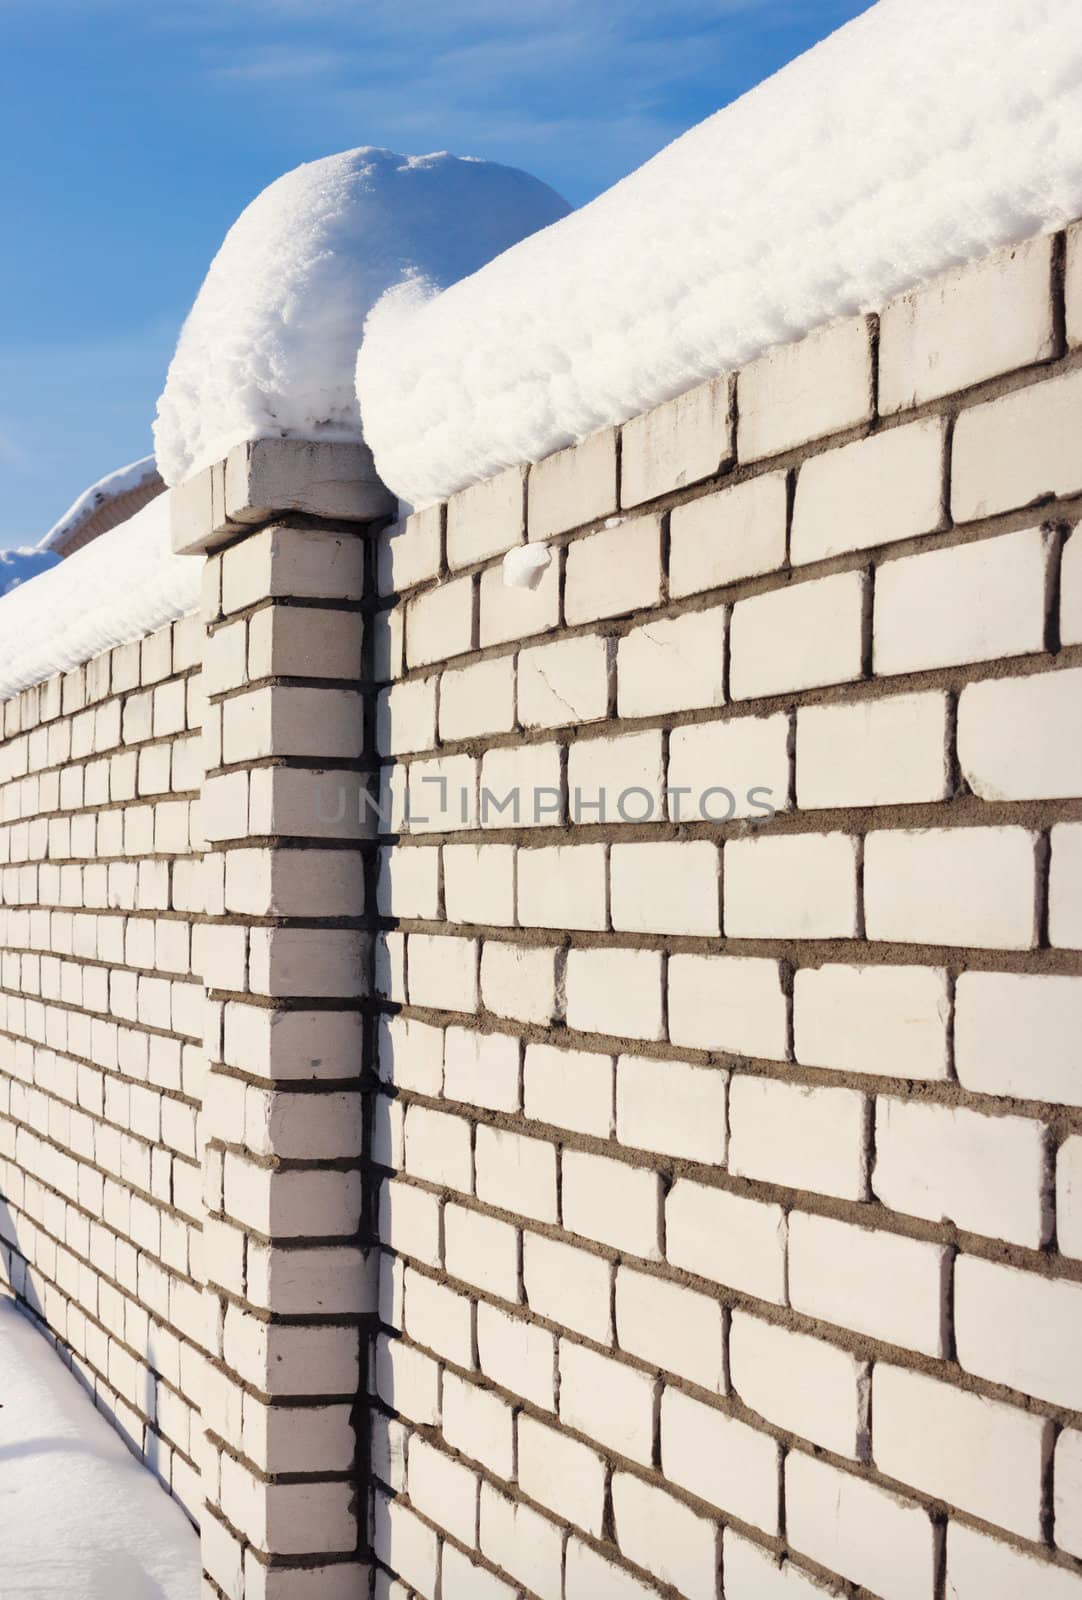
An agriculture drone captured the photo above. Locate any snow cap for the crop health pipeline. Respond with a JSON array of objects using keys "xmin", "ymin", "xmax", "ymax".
[{"xmin": 154, "ymin": 147, "xmax": 569, "ymax": 487}]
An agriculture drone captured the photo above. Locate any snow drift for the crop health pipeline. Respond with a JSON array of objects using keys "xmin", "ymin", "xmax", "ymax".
[
  {"xmin": 0, "ymin": 1297, "xmax": 197, "ymax": 1599},
  {"xmin": 154, "ymin": 147, "xmax": 569, "ymax": 486},
  {"xmin": 0, "ymin": 492, "xmax": 197, "ymax": 699},
  {"xmin": 356, "ymin": 0, "xmax": 1082, "ymax": 507}
]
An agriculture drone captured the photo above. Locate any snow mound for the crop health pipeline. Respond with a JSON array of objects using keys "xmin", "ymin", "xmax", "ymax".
[
  {"xmin": 1, "ymin": 546, "xmax": 61, "ymax": 594},
  {"xmin": 154, "ymin": 147, "xmax": 569, "ymax": 486},
  {"xmin": 38, "ymin": 455, "xmax": 163, "ymax": 553},
  {"xmin": 356, "ymin": 0, "xmax": 1082, "ymax": 507},
  {"xmin": 0, "ymin": 492, "xmax": 198, "ymax": 699},
  {"xmin": 0, "ymin": 1296, "xmax": 197, "ymax": 1598}
]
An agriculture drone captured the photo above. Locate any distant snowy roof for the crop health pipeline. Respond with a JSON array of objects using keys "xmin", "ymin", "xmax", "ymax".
[
  {"xmin": 0, "ymin": 491, "xmax": 197, "ymax": 699},
  {"xmin": 153, "ymin": 147, "xmax": 569, "ymax": 487},
  {"xmin": 356, "ymin": 0, "xmax": 1082, "ymax": 507},
  {"xmin": 38, "ymin": 455, "xmax": 164, "ymax": 555}
]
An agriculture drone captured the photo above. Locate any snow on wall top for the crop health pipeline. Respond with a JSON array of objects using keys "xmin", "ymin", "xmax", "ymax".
[
  {"xmin": 153, "ymin": 147, "xmax": 569, "ymax": 487},
  {"xmin": 0, "ymin": 491, "xmax": 198, "ymax": 700},
  {"xmin": 38, "ymin": 455, "xmax": 163, "ymax": 553},
  {"xmin": 356, "ymin": 0, "xmax": 1082, "ymax": 508}
]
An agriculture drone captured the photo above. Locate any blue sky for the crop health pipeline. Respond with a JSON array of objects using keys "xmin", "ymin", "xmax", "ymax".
[{"xmin": 0, "ymin": 0, "xmax": 869, "ymax": 550}]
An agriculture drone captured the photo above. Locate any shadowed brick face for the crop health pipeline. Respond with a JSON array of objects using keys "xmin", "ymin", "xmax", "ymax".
[{"xmin": 3, "ymin": 219, "xmax": 1082, "ymax": 1600}]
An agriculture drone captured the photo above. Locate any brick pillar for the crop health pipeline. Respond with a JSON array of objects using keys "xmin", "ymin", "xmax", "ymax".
[{"xmin": 173, "ymin": 444, "xmax": 393, "ymax": 1600}]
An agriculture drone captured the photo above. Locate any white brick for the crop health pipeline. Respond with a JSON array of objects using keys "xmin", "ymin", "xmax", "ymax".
[
  {"xmin": 567, "ymin": 729, "xmax": 665, "ymax": 824},
  {"xmin": 617, "ymin": 1268, "xmax": 725, "ymax": 1393},
  {"xmin": 724, "ymin": 832, "xmax": 859, "ymax": 939},
  {"xmin": 404, "ymin": 1268, "xmax": 474, "ymax": 1367},
  {"xmin": 667, "ymin": 710, "xmax": 790, "ymax": 823},
  {"xmin": 611, "ymin": 1471, "xmax": 719, "ymax": 1600},
  {"xmin": 872, "ymin": 1362, "xmax": 1050, "ymax": 1540},
  {"xmin": 1056, "ymin": 1428, "xmax": 1082, "ymax": 1559},
  {"xmin": 524, "ymin": 1042, "xmax": 613, "ymax": 1138},
  {"xmin": 480, "ymin": 1485, "xmax": 564, "ymax": 1600},
  {"xmin": 959, "ymin": 668, "xmax": 1082, "ymax": 800},
  {"xmin": 403, "ymin": 1105, "xmax": 472, "ymax": 1193},
  {"xmin": 662, "ymin": 1388, "xmax": 780, "ymax": 1530},
  {"xmin": 439, "ymin": 658, "xmax": 515, "ymax": 741},
  {"xmin": 881, "ymin": 235, "xmax": 1055, "ymax": 411},
  {"xmin": 379, "ymin": 505, "xmax": 441, "ymax": 595},
  {"xmin": 616, "ymin": 607, "xmax": 726, "ymax": 717},
  {"xmin": 669, "ymin": 470, "xmax": 787, "ymax": 599},
  {"xmin": 442, "ymin": 1027, "xmax": 519, "ymax": 1113},
  {"xmin": 476, "ymin": 1302, "xmax": 555, "ymax": 1410},
  {"xmin": 446, "ymin": 463, "xmax": 525, "ymax": 570},
  {"xmin": 517, "ymin": 1415, "xmax": 605, "ymax": 1534},
  {"xmin": 785, "ymin": 1452, "xmax": 936, "ymax": 1600},
  {"xmin": 565, "ymin": 947, "xmax": 664, "ymax": 1041},
  {"xmin": 794, "ymin": 963, "xmax": 950, "ymax": 1080},
  {"xmin": 408, "ymin": 1437, "xmax": 478, "ymax": 1547},
  {"xmin": 376, "ymin": 845, "xmax": 440, "ymax": 920},
  {"xmin": 667, "ymin": 953, "xmax": 788, "ymax": 1062},
  {"xmin": 789, "ymin": 1210, "xmax": 947, "ymax": 1356},
  {"xmin": 527, "ymin": 426, "xmax": 617, "ymax": 541},
  {"xmin": 1058, "ymin": 1135, "xmax": 1082, "ymax": 1260},
  {"xmin": 797, "ymin": 691, "xmax": 949, "ymax": 808},
  {"xmin": 405, "ymin": 576, "xmax": 474, "ymax": 669},
  {"xmin": 517, "ymin": 843, "xmax": 607, "ymax": 931},
  {"xmin": 1064, "ymin": 527, "xmax": 1082, "ymax": 646},
  {"xmin": 480, "ymin": 939, "xmax": 559, "ymax": 1025},
  {"xmin": 380, "ymin": 1179, "xmax": 440, "ymax": 1268},
  {"xmin": 564, "ymin": 1539, "xmax": 660, "ymax": 1600},
  {"xmin": 734, "ymin": 1312, "xmax": 867, "ymax": 1459},
  {"xmin": 665, "ymin": 1179, "xmax": 786, "ymax": 1304},
  {"xmin": 375, "ymin": 678, "xmax": 437, "ymax": 757},
  {"xmin": 441, "ymin": 1545, "xmax": 516, "ymax": 1600},
  {"xmin": 247, "ymin": 603, "xmax": 362, "ymax": 681},
  {"xmin": 398, "ymin": 751, "xmax": 477, "ymax": 835},
  {"xmin": 406, "ymin": 932, "xmax": 479, "ymax": 1013},
  {"xmin": 564, "ymin": 515, "xmax": 663, "ymax": 625},
  {"xmin": 952, "ymin": 366, "xmax": 1082, "ymax": 522},
  {"xmin": 730, "ymin": 571, "xmax": 866, "ymax": 700},
  {"xmin": 443, "ymin": 842, "xmax": 515, "ymax": 927},
  {"xmin": 877, "ymin": 526, "xmax": 1050, "ymax": 674},
  {"xmin": 610, "ymin": 840, "xmax": 720, "ymax": 935},
  {"xmin": 863, "ymin": 826, "xmax": 1037, "ymax": 950},
  {"xmin": 1051, "ymin": 823, "xmax": 1082, "ymax": 949},
  {"xmin": 518, "ymin": 634, "xmax": 610, "ymax": 729},
  {"xmin": 955, "ymin": 970, "xmax": 1082, "ymax": 1104},
  {"xmin": 620, "ymin": 375, "xmax": 731, "ymax": 508},
  {"xmin": 562, "ymin": 1148, "xmax": 662, "ymax": 1259},
  {"xmin": 616, "ymin": 1053, "xmax": 727, "ymax": 1164},
  {"xmin": 480, "ymin": 739, "xmax": 563, "ymax": 828},
  {"xmin": 722, "ymin": 1532, "xmax": 836, "ymax": 1600},
  {"xmin": 476, "ymin": 1124, "xmax": 557, "ymax": 1223},
  {"xmin": 371, "ymin": 1495, "xmax": 437, "ymax": 1600},
  {"xmin": 478, "ymin": 556, "xmax": 560, "ymax": 647},
  {"xmin": 559, "ymin": 1339, "xmax": 655, "ymax": 1464},
  {"xmin": 523, "ymin": 1232, "xmax": 613, "ymax": 1346},
  {"xmin": 738, "ymin": 316, "xmax": 873, "ymax": 461},
  {"xmin": 792, "ymin": 418, "xmax": 945, "ymax": 566},
  {"xmin": 729, "ymin": 1074, "xmax": 867, "ymax": 1201},
  {"xmin": 443, "ymin": 1202, "xmax": 519, "ymax": 1301},
  {"xmin": 378, "ymin": 1014, "xmax": 444, "ymax": 1097},
  {"xmin": 955, "ymin": 1254, "xmax": 1082, "ymax": 1409},
  {"xmin": 947, "ymin": 1520, "xmax": 1082, "ymax": 1600},
  {"xmin": 874, "ymin": 1097, "xmax": 1047, "ymax": 1248}
]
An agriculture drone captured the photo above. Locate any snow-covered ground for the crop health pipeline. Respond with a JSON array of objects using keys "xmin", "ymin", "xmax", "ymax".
[
  {"xmin": 0, "ymin": 1296, "xmax": 197, "ymax": 1598},
  {"xmin": 0, "ymin": 491, "xmax": 197, "ymax": 700},
  {"xmin": 154, "ymin": 147, "xmax": 568, "ymax": 486},
  {"xmin": 356, "ymin": 0, "xmax": 1082, "ymax": 506}
]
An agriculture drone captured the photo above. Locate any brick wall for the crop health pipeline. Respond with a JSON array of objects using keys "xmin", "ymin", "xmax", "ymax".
[
  {"xmin": 368, "ymin": 224, "xmax": 1082, "ymax": 1600},
  {"xmin": 1, "ymin": 224, "xmax": 1081, "ymax": 1600},
  {"xmin": 0, "ymin": 614, "xmax": 207, "ymax": 1514}
]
